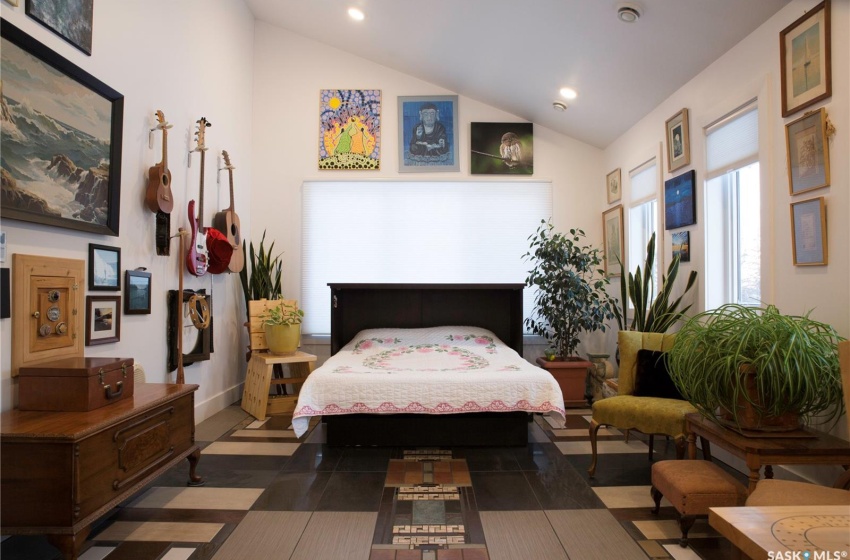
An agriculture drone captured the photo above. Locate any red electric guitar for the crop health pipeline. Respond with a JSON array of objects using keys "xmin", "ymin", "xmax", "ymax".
[
  {"xmin": 187, "ymin": 118, "xmax": 211, "ymax": 276},
  {"xmin": 211, "ymin": 150, "xmax": 244, "ymax": 273},
  {"xmin": 145, "ymin": 110, "xmax": 174, "ymax": 213}
]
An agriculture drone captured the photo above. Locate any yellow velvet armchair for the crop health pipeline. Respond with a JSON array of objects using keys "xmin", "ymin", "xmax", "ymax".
[{"xmin": 588, "ymin": 331, "xmax": 698, "ymax": 477}]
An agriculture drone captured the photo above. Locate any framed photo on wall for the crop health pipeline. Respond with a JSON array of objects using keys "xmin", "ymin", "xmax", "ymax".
[
  {"xmin": 0, "ymin": 20, "xmax": 123, "ymax": 236},
  {"xmin": 88, "ymin": 244, "xmax": 120, "ymax": 291},
  {"xmin": 398, "ymin": 95, "xmax": 459, "ymax": 172},
  {"xmin": 124, "ymin": 270, "xmax": 151, "ymax": 315},
  {"xmin": 785, "ymin": 108, "xmax": 830, "ymax": 195},
  {"xmin": 26, "ymin": 0, "xmax": 94, "ymax": 55},
  {"xmin": 672, "ymin": 231, "xmax": 691, "ymax": 263},
  {"xmin": 85, "ymin": 295, "xmax": 120, "ymax": 346},
  {"xmin": 665, "ymin": 108, "xmax": 690, "ymax": 173},
  {"xmin": 470, "ymin": 122, "xmax": 533, "ymax": 175},
  {"xmin": 790, "ymin": 197, "xmax": 827, "ymax": 266},
  {"xmin": 606, "ymin": 168, "xmax": 621, "ymax": 204},
  {"xmin": 780, "ymin": 0, "xmax": 831, "ymax": 117},
  {"xmin": 602, "ymin": 205, "xmax": 624, "ymax": 277},
  {"xmin": 664, "ymin": 170, "xmax": 697, "ymax": 230}
]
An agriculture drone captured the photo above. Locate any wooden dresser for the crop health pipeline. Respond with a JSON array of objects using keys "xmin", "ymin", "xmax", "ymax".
[{"xmin": 0, "ymin": 383, "xmax": 202, "ymax": 560}]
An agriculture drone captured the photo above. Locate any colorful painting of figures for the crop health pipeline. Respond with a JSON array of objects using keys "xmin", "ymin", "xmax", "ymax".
[
  {"xmin": 470, "ymin": 122, "xmax": 533, "ymax": 175},
  {"xmin": 319, "ymin": 89, "xmax": 381, "ymax": 170}
]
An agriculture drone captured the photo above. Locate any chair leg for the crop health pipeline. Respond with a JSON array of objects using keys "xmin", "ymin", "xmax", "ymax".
[
  {"xmin": 624, "ymin": 428, "xmax": 630, "ymax": 443},
  {"xmin": 588, "ymin": 419, "xmax": 602, "ymax": 477},
  {"xmin": 675, "ymin": 437, "xmax": 686, "ymax": 460},
  {"xmin": 650, "ymin": 486, "xmax": 663, "ymax": 514},
  {"xmin": 678, "ymin": 515, "xmax": 696, "ymax": 547},
  {"xmin": 648, "ymin": 434, "xmax": 654, "ymax": 460}
]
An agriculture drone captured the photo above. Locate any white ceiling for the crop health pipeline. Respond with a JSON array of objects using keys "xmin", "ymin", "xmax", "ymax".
[{"xmin": 245, "ymin": 0, "xmax": 790, "ymax": 148}]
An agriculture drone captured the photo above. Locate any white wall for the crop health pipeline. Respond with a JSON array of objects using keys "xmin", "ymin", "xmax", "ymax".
[
  {"xmin": 0, "ymin": 1, "xmax": 255, "ymax": 422},
  {"xmin": 604, "ymin": 0, "xmax": 850, "ymax": 482},
  {"xmin": 251, "ymin": 22, "xmax": 606, "ymax": 356}
]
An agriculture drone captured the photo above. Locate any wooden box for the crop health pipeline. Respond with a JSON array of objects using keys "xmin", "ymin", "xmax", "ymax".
[{"xmin": 18, "ymin": 357, "xmax": 135, "ymax": 412}]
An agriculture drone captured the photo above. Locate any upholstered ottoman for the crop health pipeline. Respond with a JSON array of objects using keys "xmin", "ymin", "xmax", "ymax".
[{"xmin": 650, "ymin": 460, "xmax": 747, "ymax": 547}]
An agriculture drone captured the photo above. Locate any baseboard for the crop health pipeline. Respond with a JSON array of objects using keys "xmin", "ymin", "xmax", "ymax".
[{"xmin": 194, "ymin": 382, "xmax": 243, "ymax": 424}]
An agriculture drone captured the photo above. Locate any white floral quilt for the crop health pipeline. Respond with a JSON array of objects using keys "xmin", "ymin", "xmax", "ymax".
[{"xmin": 292, "ymin": 326, "xmax": 566, "ymax": 437}]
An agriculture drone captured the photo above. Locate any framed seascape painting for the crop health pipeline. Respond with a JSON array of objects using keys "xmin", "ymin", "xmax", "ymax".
[
  {"xmin": 606, "ymin": 168, "xmax": 621, "ymax": 204},
  {"xmin": 398, "ymin": 95, "xmax": 459, "ymax": 172},
  {"xmin": 790, "ymin": 197, "xmax": 827, "ymax": 266},
  {"xmin": 664, "ymin": 170, "xmax": 696, "ymax": 230},
  {"xmin": 26, "ymin": 0, "xmax": 94, "ymax": 55},
  {"xmin": 318, "ymin": 89, "xmax": 381, "ymax": 170},
  {"xmin": 785, "ymin": 108, "xmax": 830, "ymax": 196},
  {"xmin": 470, "ymin": 122, "xmax": 533, "ymax": 175},
  {"xmin": 0, "ymin": 20, "xmax": 123, "ymax": 236},
  {"xmin": 665, "ymin": 108, "xmax": 690, "ymax": 173},
  {"xmin": 602, "ymin": 205, "xmax": 624, "ymax": 277},
  {"xmin": 780, "ymin": 0, "xmax": 831, "ymax": 117}
]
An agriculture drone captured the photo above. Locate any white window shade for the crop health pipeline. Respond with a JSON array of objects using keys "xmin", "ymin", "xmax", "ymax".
[
  {"xmin": 302, "ymin": 181, "xmax": 552, "ymax": 334},
  {"xmin": 706, "ymin": 105, "xmax": 758, "ymax": 179},
  {"xmin": 629, "ymin": 161, "xmax": 657, "ymax": 202}
]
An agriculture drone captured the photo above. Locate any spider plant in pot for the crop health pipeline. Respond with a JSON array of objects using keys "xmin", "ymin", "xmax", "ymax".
[
  {"xmin": 524, "ymin": 220, "xmax": 617, "ymax": 406},
  {"xmin": 262, "ymin": 302, "xmax": 304, "ymax": 356},
  {"xmin": 667, "ymin": 303, "xmax": 845, "ymax": 432}
]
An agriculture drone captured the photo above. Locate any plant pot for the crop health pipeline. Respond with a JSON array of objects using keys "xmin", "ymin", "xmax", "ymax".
[
  {"xmin": 536, "ymin": 356, "xmax": 593, "ymax": 408},
  {"xmin": 264, "ymin": 323, "xmax": 300, "ymax": 355},
  {"xmin": 716, "ymin": 366, "xmax": 800, "ymax": 432}
]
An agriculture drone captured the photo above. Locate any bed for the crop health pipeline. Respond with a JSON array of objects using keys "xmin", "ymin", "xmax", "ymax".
[{"xmin": 292, "ymin": 283, "xmax": 566, "ymax": 446}]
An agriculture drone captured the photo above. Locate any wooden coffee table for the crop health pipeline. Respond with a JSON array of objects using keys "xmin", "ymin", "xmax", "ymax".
[{"xmin": 685, "ymin": 413, "xmax": 850, "ymax": 493}]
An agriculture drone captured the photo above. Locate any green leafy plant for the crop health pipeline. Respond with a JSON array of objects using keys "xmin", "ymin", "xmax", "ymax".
[
  {"xmin": 239, "ymin": 230, "xmax": 283, "ymax": 317},
  {"xmin": 524, "ymin": 219, "xmax": 616, "ymax": 359},
  {"xmin": 261, "ymin": 303, "xmax": 304, "ymax": 327},
  {"xmin": 667, "ymin": 303, "xmax": 845, "ymax": 429},
  {"xmin": 613, "ymin": 232, "xmax": 697, "ymax": 332}
]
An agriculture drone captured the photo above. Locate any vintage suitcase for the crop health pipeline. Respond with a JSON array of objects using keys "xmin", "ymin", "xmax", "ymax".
[{"xmin": 18, "ymin": 357, "xmax": 135, "ymax": 412}]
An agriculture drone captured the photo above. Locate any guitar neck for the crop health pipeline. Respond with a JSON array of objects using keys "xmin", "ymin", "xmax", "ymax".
[
  {"xmin": 161, "ymin": 127, "xmax": 168, "ymax": 169},
  {"xmin": 228, "ymin": 169, "xmax": 236, "ymax": 213},
  {"xmin": 198, "ymin": 149, "xmax": 205, "ymax": 230}
]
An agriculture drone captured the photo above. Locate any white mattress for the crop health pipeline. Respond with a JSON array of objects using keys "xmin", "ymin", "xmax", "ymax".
[{"xmin": 292, "ymin": 326, "xmax": 566, "ymax": 437}]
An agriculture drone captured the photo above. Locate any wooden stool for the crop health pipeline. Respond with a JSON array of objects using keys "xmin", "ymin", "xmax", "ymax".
[
  {"xmin": 650, "ymin": 460, "xmax": 747, "ymax": 547},
  {"xmin": 240, "ymin": 299, "xmax": 317, "ymax": 420}
]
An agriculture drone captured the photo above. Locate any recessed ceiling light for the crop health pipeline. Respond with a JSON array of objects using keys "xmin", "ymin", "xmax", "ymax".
[
  {"xmin": 617, "ymin": 2, "xmax": 642, "ymax": 23},
  {"xmin": 552, "ymin": 101, "xmax": 568, "ymax": 112},
  {"xmin": 559, "ymin": 87, "xmax": 578, "ymax": 100},
  {"xmin": 348, "ymin": 7, "xmax": 365, "ymax": 21}
]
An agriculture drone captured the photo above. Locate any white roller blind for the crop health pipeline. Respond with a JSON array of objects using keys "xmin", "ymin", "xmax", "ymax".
[
  {"xmin": 629, "ymin": 159, "xmax": 657, "ymax": 202},
  {"xmin": 302, "ymin": 181, "xmax": 552, "ymax": 334},
  {"xmin": 706, "ymin": 103, "xmax": 758, "ymax": 180}
]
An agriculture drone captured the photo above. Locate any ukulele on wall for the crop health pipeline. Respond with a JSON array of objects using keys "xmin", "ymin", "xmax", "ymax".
[
  {"xmin": 212, "ymin": 150, "xmax": 245, "ymax": 273},
  {"xmin": 187, "ymin": 118, "xmax": 211, "ymax": 276},
  {"xmin": 145, "ymin": 110, "xmax": 174, "ymax": 213}
]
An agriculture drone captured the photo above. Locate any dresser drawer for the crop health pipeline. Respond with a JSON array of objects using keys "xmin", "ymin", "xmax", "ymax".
[{"xmin": 74, "ymin": 392, "xmax": 195, "ymax": 520}]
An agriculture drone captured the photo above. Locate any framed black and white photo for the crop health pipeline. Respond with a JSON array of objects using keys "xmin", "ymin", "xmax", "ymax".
[
  {"xmin": 0, "ymin": 20, "xmax": 123, "ymax": 236},
  {"xmin": 665, "ymin": 108, "xmax": 690, "ymax": 173},
  {"xmin": 86, "ymin": 295, "xmax": 120, "ymax": 346},
  {"xmin": 88, "ymin": 243, "xmax": 120, "ymax": 291},
  {"xmin": 791, "ymin": 197, "xmax": 827, "ymax": 266},
  {"xmin": 398, "ymin": 95, "xmax": 459, "ymax": 172},
  {"xmin": 664, "ymin": 170, "xmax": 697, "ymax": 230},
  {"xmin": 26, "ymin": 0, "xmax": 94, "ymax": 55},
  {"xmin": 780, "ymin": 0, "xmax": 831, "ymax": 117},
  {"xmin": 785, "ymin": 108, "xmax": 830, "ymax": 196},
  {"xmin": 124, "ymin": 270, "xmax": 151, "ymax": 315}
]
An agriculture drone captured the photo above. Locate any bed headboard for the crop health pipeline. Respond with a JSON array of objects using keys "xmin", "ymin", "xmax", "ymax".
[{"xmin": 328, "ymin": 283, "xmax": 525, "ymax": 356}]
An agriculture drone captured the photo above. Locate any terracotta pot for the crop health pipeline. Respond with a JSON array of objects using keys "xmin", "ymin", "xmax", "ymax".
[
  {"xmin": 535, "ymin": 356, "xmax": 592, "ymax": 408},
  {"xmin": 264, "ymin": 323, "xmax": 300, "ymax": 355},
  {"xmin": 716, "ymin": 366, "xmax": 800, "ymax": 432}
]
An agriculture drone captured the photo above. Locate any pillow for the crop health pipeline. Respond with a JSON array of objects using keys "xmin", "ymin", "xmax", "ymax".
[{"xmin": 632, "ymin": 349, "xmax": 684, "ymax": 400}]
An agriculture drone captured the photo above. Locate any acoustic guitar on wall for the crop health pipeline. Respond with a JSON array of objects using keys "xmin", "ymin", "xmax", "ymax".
[
  {"xmin": 187, "ymin": 118, "xmax": 211, "ymax": 276},
  {"xmin": 212, "ymin": 150, "xmax": 245, "ymax": 273},
  {"xmin": 145, "ymin": 110, "xmax": 174, "ymax": 213}
]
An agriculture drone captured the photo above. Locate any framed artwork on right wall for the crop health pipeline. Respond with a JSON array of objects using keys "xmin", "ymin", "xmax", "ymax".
[
  {"xmin": 664, "ymin": 170, "xmax": 696, "ymax": 230},
  {"xmin": 780, "ymin": 0, "xmax": 831, "ymax": 117},
  {"xmin": 785, "ymin": 108, "xmax": 830, "ymax": 195},
  {"xmin": 665, "ymin": 108, "xmax": 690, "ymax": 173}
]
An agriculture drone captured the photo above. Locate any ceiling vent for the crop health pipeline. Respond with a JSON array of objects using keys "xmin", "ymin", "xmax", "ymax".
[
  {"xmin": 617, "ymin": 3, "xmax": 642, "ymax": 23},
  {"xmin": 552, "ymin": 101, "xmax": 568, "ymax": 112}
]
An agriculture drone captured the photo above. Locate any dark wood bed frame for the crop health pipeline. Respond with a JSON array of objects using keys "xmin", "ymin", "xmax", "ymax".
[{"xmin": 324, "ymin": 283, "xmax": 530, "ymax": 447}]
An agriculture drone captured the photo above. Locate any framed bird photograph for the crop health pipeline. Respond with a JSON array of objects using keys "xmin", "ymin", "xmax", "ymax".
[{"xmin": 470, "ymin": 122, "xmax": 533, "ymax": 175}]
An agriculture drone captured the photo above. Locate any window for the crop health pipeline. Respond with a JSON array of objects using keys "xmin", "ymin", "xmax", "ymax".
[
  {"xmin": 302, "ymin": 181, "xmax": 552, "ymax": 334},
  {"xmin": 628, "ymin": 159, "xmax": 659, "ymax": 292},
  {"xmin": 704, "ymin": 101, "xmax": 760, "ymax": 309}
]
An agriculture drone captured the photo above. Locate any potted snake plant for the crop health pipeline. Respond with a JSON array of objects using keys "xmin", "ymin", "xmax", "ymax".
[
  {"xmin": 524, "ymin": 220, "xmax": 617, "ymax": 406},
  {"xmin": 667, "ymin": 303, "xmax": 845, "ymax": 432}
]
